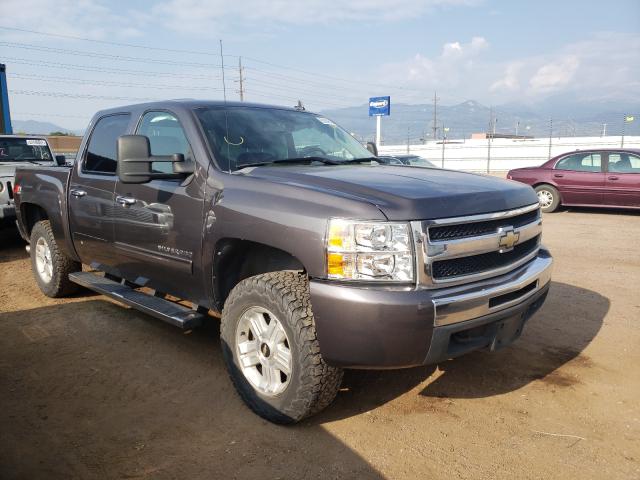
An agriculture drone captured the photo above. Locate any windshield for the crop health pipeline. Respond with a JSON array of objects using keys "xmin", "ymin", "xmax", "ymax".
[
  {"xmin": 195, "ymin": 107, "xmax": 374, "ymax": 171},
  {"xmin": 0, "ymin": 138, "xmax": 53, "ymax": 162}
]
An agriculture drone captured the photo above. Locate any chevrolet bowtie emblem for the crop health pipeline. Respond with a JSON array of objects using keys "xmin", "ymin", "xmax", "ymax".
[{"xmin": 498, "ymin": 227, "xmax": 520, "ymax": 251}]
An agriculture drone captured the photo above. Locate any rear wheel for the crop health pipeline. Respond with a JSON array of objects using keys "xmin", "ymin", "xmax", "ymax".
[
  {"xmin": 220, "ymin": 271, "xmax": 343, "ymax": 424},
  {"xmin": 535, "ymin": 184, "xmax": 560, "ymax": 213},
  {"xmin": 30, "ymin": 220, "xmax": 81, "ymax": 297}
]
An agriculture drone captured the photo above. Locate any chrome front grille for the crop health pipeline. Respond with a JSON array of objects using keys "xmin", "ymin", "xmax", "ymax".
[
  {"xmin": 411, "ymin": 203, "xmax": 542, "ymax": 288},
  {"xmin": 428, "ymin": 208, "xmax": 539, "ymax": 241}
]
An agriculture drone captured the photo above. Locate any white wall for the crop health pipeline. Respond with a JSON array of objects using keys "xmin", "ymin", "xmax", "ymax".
[{"xmin": 379, "ymin": 135, "xmax": 640, "ymax": 172}]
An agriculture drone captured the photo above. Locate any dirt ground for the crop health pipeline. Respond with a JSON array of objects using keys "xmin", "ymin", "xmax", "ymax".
[{"xmin": 1, "ymin": 208, "xmax": 639, "ymax": 480}]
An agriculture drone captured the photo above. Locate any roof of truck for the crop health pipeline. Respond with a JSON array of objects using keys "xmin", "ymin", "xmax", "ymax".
[{"xmin": 93, "ymin": 99, "xmax": 310, "ymax": 117}]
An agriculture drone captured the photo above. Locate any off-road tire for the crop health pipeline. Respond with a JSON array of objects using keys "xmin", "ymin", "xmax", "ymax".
[
  {"xmin": 30, "ymin": 220, "xmax": 81, "ymax": 297},
  {"xmin": 220, "ymin": 271, "xmax": 343, "ymax": 424},
  {"xmin": 535, "ymin": 184, "xmax": 561, "ymax": 213}
]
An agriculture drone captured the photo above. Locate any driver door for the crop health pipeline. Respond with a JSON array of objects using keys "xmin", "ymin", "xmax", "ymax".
[{"xmin": 112, "ymin": 110, "xmax": 205, "ymax": 299}]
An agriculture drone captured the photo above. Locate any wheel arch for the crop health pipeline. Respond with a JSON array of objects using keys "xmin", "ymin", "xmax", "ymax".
[
  {"xmin": 213, "ymin": 238, "xmax": 306, "ymax": 311},
  {"xmin": 532, "ymin": 182, "xmax": 561, "ymax": 197},
  {"xmin": 19, "ymin": 202, "xmax": 49, "ymax": 237},
  {"xmin": 532, "ymin": 182, "xmax": 562, "ymax": 210}
]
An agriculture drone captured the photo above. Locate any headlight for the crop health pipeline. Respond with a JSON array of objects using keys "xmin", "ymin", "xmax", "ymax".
[{"xmin": 326, "ymin": 219, "xmax": 414, "ymax": 282}]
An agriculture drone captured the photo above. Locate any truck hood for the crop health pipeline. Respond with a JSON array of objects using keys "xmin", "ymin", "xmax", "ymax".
[{"xmin": 243, "ymin": 165, "xmax": 538, "ymax": 220}]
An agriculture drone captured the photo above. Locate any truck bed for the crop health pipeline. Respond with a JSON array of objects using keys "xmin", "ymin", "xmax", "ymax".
[{"xmin": 13, "ymin": 165, "xmax": 76, "ymax": 259}]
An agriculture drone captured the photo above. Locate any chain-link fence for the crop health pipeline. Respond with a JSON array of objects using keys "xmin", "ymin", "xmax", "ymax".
[{"xmin": 377, "ymin": 114, "xmax": 640, "ymax": 173}]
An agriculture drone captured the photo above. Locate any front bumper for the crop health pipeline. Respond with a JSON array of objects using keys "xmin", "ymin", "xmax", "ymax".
[
  {"xmin": 0, "ymin": 202, "xmax": 16, "ymax": 220},
  {"xmin": 310, "ymin": 248, "xmax": 553, "ymax": 369}
]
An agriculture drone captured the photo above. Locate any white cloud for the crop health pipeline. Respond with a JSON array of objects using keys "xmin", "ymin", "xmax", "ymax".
[
  {"xmin": 0, "ymin": 0, "xmax": 142, "ymax": 40},
  {"xmin": 529, "ymin": 55, "xmax": 580, "ymax": 92},
  {"xmin": 378, "ymin": 32, "xmax": 640, "ymax": 104},
  {"xmin": 490, "ymin": 62, "xmax": 523, "ymax": 91},
  {"xmin": 378, "ymin": 37, "xmax": 492, "ymax": 102},
  {"xmin": 150, "ymin": 0, "xmax": 483, "ymax": 34}
]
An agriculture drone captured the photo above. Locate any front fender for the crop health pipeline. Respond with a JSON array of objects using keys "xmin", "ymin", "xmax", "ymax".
[{"xmin": 201, "ymin": 173, "xmax": 386, "ymax": 308}]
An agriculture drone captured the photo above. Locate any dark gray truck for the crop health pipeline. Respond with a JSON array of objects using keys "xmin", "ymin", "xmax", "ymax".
[{"xmin": 14, "ymin": 100, "xmax": 553, "ymax": 423}]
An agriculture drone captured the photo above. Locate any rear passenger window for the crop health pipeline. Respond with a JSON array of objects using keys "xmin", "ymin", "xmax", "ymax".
[
  {"xmin": 555, "ymin": 153, "xmax": 601, "ymax": 172},
  {"xmin": 608, "ymin": 153, "xmax": 640, "ymax": 173},
  {"xmin": 84, "ymin": 114, "xmax": 131, "ymax": 174},
  {"xmin": 136, "ymin": 111, "xmax": 193, "ymax": 173}
]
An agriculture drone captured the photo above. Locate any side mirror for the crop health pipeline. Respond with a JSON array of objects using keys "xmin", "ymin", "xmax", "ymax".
[
  {"xmin": 117, "ymin": 135, "xmax": 194, "ymax": 184},
  {"xmin": 366, "ymin": 142, "xmax": 378, "ymax": 156},
  {"xmin": 55, "ymin": 155, "xmax": 66, "ymax": 166},
  {"xmin": 117, "ymin": 135, "xmax": 153, "ymax": 184}
]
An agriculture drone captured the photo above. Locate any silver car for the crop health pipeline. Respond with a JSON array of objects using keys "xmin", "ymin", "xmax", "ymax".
[{"xmin": 0, "ymin": 136, "xmax": 61, "ymax": 225}]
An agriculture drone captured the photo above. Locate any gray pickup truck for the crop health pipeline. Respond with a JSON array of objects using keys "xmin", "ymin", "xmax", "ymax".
[
  {"xmin": 14, "ymin": 100, "xmax": 552, "ymax": 423},
  {"xmin": 0, "ymin": 135, "xmax": 64, "ymax": 226}
]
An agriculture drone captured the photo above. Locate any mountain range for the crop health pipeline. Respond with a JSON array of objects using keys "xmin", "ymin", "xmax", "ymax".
[
  {"xmin": 9, "ymin": 98, "xmax": 640, "ymax": 145},
  {"xmin": 321, "ymin": 97, "xmax": 640, "ymax": 144},
  {"xmin": 11, "ymin": 120, "xmax": 83, "ymax": 136}
]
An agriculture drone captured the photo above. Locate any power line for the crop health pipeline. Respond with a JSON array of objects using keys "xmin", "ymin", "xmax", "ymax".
[
  {"xmin": 243, "ymin": 76, "xmax": 363, "ymax": 104},
  {"xmin": 0, "ymin": 24, "xmax": 455, "ymax": 99},
  {"xmin": 10, "ymin": 89, "xmax": 159, "ymax": 102},
  {"xmin": 243, "ymin": 89, "xmax": 354, "ymax": 109},
  {"xmin": 3, "ymin": 57, "xmax": 226, "ymax": 80},
  {"xmin": 0, "ymin": 25, "xmax": 220, "ymax": 56},
  {"xmin": 9, "ymin": 70, "xmax": 356, "ymax": 108},
  {"xmin": 0, "ymin": 41, "xmax": 224, "ymax": 68},
  {"xmin": 8, "ymin": 73, "xmax": 223, "ymax": 91},
  {"xmin": 13, "ymin": 111, "xmax": 90, "ymax": 119},
  {"xmin": 240, "ymin": 55, "xmax": 434, "ymax": 94}
]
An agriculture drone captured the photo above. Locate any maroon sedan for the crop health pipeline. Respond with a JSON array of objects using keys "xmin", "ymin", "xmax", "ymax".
[{"xmin": 507, "ymin": 149, "xmax": 640, "ymax": 212}]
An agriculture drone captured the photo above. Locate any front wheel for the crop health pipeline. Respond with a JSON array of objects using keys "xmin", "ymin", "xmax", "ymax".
[
  {"xmin": 220, "ymin": 271, "xmax": 343, "ymax": 424},
  {"xmin": 30, "ymin": 220, "xmax": 81, "ymax": 297},
  {"xmin": 535, "ymin": 184, "xmax": 560, "ymax": 213}
]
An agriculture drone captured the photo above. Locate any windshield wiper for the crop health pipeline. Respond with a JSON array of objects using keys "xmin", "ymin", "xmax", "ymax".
[
  {"xmin": 235, "ymin": 156, "xmax": 341, "ymax": 169},
  {"xmin": 340, "ymin": 157, "xmax": 382, "ymax": 164}
]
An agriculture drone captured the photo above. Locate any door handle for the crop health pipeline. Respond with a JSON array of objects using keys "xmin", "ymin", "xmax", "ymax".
[
  {"xmin": 116, "ymin": 195, "xmax": 137, "ymax": 207},
  {"xmin": 553, "ymin": 173, "xmax": 564, "ymax": 178},
  {"xmin": 70, "ymin": 189, "xmax": 87, "ymax": 198},
  {"xmin": 608, "ymin": 176, "xmax": 619, "ymax": 181}
]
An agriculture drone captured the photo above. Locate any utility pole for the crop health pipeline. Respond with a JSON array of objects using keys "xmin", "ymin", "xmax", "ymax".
[
  {"xmin": 237, "ymin": 56, "xmax": 245, "ymax": 101},
  {"xmin": 441, "ymin": 123, "xmax": 445, "ymax": 168},
  {"xmin": 431, "ymin": 91, "xmax": 439, "ymax": 140},
  {"xmin": 406, "ymin": 127, "xmax": 410, "ymax": 154},
  {"xmin": 486, "ymin": 107, "xmax": 493, "ymax": 173}
]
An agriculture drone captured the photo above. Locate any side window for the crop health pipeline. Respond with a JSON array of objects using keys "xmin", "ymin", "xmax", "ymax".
[
  {"xmin": 136, "ymin": 111, "xmax": 193, "ymax": 173},
  {"xmin": 608, "ymin": 153, "xmax": 640, "ymax": 173},
  {"xmin": 84, "ymin": 114, "xmax": 131, "ymax": 174},
  {"xmin": 555, "ymin": 153, "xmax": 601, "ymax": 172}
]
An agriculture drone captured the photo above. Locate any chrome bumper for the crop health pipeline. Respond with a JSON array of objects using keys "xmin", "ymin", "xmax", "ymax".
[
  {"xmin": 430, "ymin": 248, "xmax": 553, "ymax": 327},
  {"xmin": 0, "ymin": 203, "xmax": 16, "ymax": 219}
]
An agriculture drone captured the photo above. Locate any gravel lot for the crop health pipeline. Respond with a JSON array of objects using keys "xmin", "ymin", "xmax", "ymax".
[{"xmin": 1, "ymin": 208, "xmax": 639, "ymax": 479}]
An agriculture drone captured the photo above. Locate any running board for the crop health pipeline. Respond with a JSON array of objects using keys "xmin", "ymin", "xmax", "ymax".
[{"xmin": 69, "ymin": 272, "xmax": 204, "ymax": 330}]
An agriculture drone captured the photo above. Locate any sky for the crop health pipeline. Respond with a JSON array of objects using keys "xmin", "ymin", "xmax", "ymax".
[{"xmin": 0, "ymin": 0, "xmax": 639, "ymax": 130}]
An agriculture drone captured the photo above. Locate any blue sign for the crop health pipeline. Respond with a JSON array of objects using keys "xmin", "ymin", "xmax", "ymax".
[{"xmin": 369, "ymin": 96, "xmax": 390, "ymax": 116}]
